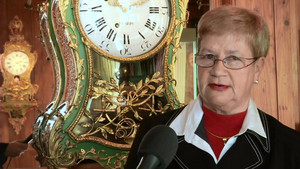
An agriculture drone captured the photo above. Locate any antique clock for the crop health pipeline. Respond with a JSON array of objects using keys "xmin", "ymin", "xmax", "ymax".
[
  {"xmin": 74, "ymin": 0, "xmax": 176, "ymax": 61},
  {"xmin": 0, "ymin": 16, "xmax": 38, "ymax": 135},
  {"xmin": 4, "ymin": 51, "xmax": 30, "ymax": 75},
  {"xmin": 32, "ymin": 0, "xmax": 188, "ymax": 168}
]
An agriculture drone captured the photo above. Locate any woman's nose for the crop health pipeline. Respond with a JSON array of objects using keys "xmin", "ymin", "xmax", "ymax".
[{"xmin": 210, "ymin": 59, "xmax": 227, "ymax": 76}]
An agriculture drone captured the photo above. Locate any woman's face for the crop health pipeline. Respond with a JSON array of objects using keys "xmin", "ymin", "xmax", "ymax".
[{"xmin": 197, "ymin": 33, "xmax": 264, "ymax": 115}]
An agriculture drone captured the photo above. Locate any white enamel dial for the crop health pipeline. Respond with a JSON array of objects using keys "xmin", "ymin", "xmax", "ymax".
[
  {"xmin": 77, "ymin": 0, "xmax": 171, "ymax": 59},
  {"xmin": 4, "ymin": 51, "xmax": 30, "ymax": 75}
]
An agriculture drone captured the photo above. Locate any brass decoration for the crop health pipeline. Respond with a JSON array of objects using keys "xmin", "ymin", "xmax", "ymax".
[
  {"xmin": 39, "ymin": 1, "xmax": 61, "ymax": 101},
  {"xmin": 48, "ymin": 121, "xmax": 79, "ymax": 167},
  {"xmin": 78, "ymin": 147, "xmax": 128, "ymax": 169},
  {"xmin": 52, "ymin": 4, "xmax": 78, "ymax": 105},
  {"xmin": 63, "ymin": 20, "xmax": 86, "ymax": 112},
  {"xmin": 0, "ymin": 16, "xmax": 38, "ymax": 135},
  {"xmin": 72, "ymin": 71, "xmax": 169, "ymax": 145},
  {"xmin": 164, "ymin": 0, "xmax": 189, "ymax": 109}
]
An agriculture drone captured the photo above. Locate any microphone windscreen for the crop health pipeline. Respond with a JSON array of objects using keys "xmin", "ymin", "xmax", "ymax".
[{"xmin": 137, "ymin": 125, "xmax": 178, "ymax": 169}]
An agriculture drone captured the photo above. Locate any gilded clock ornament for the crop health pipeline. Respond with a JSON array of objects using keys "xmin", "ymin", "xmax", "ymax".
[
  {"xmin": 0, "ymin": 16, "xmax": 38, "ymax": 135},
  {"xmin": 31, "ymin": 0, "xmax": 188, "ymax": 168},
  {"xmin": 74, "ymin": 0, "xmax": 176, "ymax": 61}
]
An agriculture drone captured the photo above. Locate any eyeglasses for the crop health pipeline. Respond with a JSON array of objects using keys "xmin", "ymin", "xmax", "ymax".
[{"xmin": 195, "ymin": 54, "xmax": 258, "ymax": 70}]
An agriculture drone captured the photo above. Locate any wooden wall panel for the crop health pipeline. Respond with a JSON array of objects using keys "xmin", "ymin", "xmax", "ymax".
[
  {"xmin": 0, "ymin": 109, "xmax": 41, "ymax": 168},
  {"xmin": 0, "ymin": 0, "xmax": 54, "ymax": 168},
  {"xmin": 210, "ymin": 0, "xmax": 235, "ymax": 8},
  {"xmin": 273, "ymin": 0, "xmax": 299, "ymax": 129},
  {"xmin": 297, "ymin": 0, "xmax": 300, "ymax": 131},
  {"xmin": 234, "ymin": 0, "xmax": 279, "ymax": 120}
]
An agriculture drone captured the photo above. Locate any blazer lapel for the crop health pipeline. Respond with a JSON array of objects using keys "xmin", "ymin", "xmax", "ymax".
[
  {"xmin": 217, "ymin": 133, "xmax": 268, "ymax": 169},
  {"xmin": 169, "ymin": 136, "xmax": 218, "ymax": 169}
]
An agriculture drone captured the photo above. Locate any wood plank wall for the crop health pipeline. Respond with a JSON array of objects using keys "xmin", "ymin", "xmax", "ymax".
[
  {"xmin": 297, "ymin": 0, "xmax": 300, "ymax": 131},
  {"xmin": 273, "ymin": 0, "xmax": 300, "ymax": 130}
]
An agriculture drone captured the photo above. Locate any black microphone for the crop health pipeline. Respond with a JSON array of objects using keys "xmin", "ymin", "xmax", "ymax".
[{"xmin": 137, "ymin": 125, "xmax": 178, "ymax": 169}]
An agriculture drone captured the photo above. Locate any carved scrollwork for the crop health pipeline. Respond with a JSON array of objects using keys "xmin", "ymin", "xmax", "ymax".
[{"xmin": 76, "ymin": 72, "xmax": 170, "ymax": 145}]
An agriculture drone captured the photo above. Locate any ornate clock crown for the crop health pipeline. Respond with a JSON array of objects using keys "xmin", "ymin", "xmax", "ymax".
[{"xmin": 8, "ymin": 16, "xmax": 26, "ymax": 43}]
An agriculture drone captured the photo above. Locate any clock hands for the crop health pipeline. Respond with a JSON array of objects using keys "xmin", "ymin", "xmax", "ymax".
[
  {"xmin": 130, "ymin": 0, "xmax": 150, "ymax": 8},
  {"xmin": 108, "ymin": 0, "xmax": 128, "ymax": 12},
  {"xmin": 107, "ymin": 0, "xmax": 150, "ymax": 12}
]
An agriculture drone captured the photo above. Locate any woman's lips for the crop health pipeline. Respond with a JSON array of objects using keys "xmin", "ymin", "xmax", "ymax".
[{"xmin": 208, "ymin": 83, "xmax": 229, "ymax": 91}]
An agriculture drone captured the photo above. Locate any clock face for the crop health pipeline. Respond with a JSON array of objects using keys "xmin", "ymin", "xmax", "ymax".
[
  {"xmin": 4, "ymin": 51, "xmax": 30, "ymax": 75},
  {"xmin": 76, "ymin": 0, "xmax": 171, "ymax": 60}
]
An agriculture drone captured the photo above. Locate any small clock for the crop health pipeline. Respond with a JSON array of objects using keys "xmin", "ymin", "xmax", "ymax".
[
  {"xmin": 4, "ymin": 51, "xmax": 30, "ymax": 75},
  {"xmin": 74, "ymin": 0, "xmax": 175, "ymax": 61},
  {"xmin": 0, "ymin": 16, "xmax": 39, "ymax": 135}
]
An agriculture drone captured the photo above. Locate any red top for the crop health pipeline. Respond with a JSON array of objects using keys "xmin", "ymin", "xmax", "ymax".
[{"xmin": 202, "ymin": 105, "xmax": 247, "ymax": 159}]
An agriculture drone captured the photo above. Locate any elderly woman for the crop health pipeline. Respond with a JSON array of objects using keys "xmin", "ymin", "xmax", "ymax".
[{"xmin": 125, "ymin": 6, "xmax": 300, "ymax": 169}]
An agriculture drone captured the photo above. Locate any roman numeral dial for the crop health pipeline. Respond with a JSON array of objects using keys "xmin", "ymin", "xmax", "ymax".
[
  {"xmin": 4, "ymin": 51, "xmax": 30, "ymax": 75},
  {"xmin": 76, "ymin": 0, "xmax": 173, "ymax": 60}
]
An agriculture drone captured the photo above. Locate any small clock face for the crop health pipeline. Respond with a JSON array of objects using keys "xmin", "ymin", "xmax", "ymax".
[
  {"xmin": 76, "ymin": 0, "xmax": 171, "ymax": 60},
  {"xmin": 4, "ymin": 51, "xmax": 30, "ymax": 75}
]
